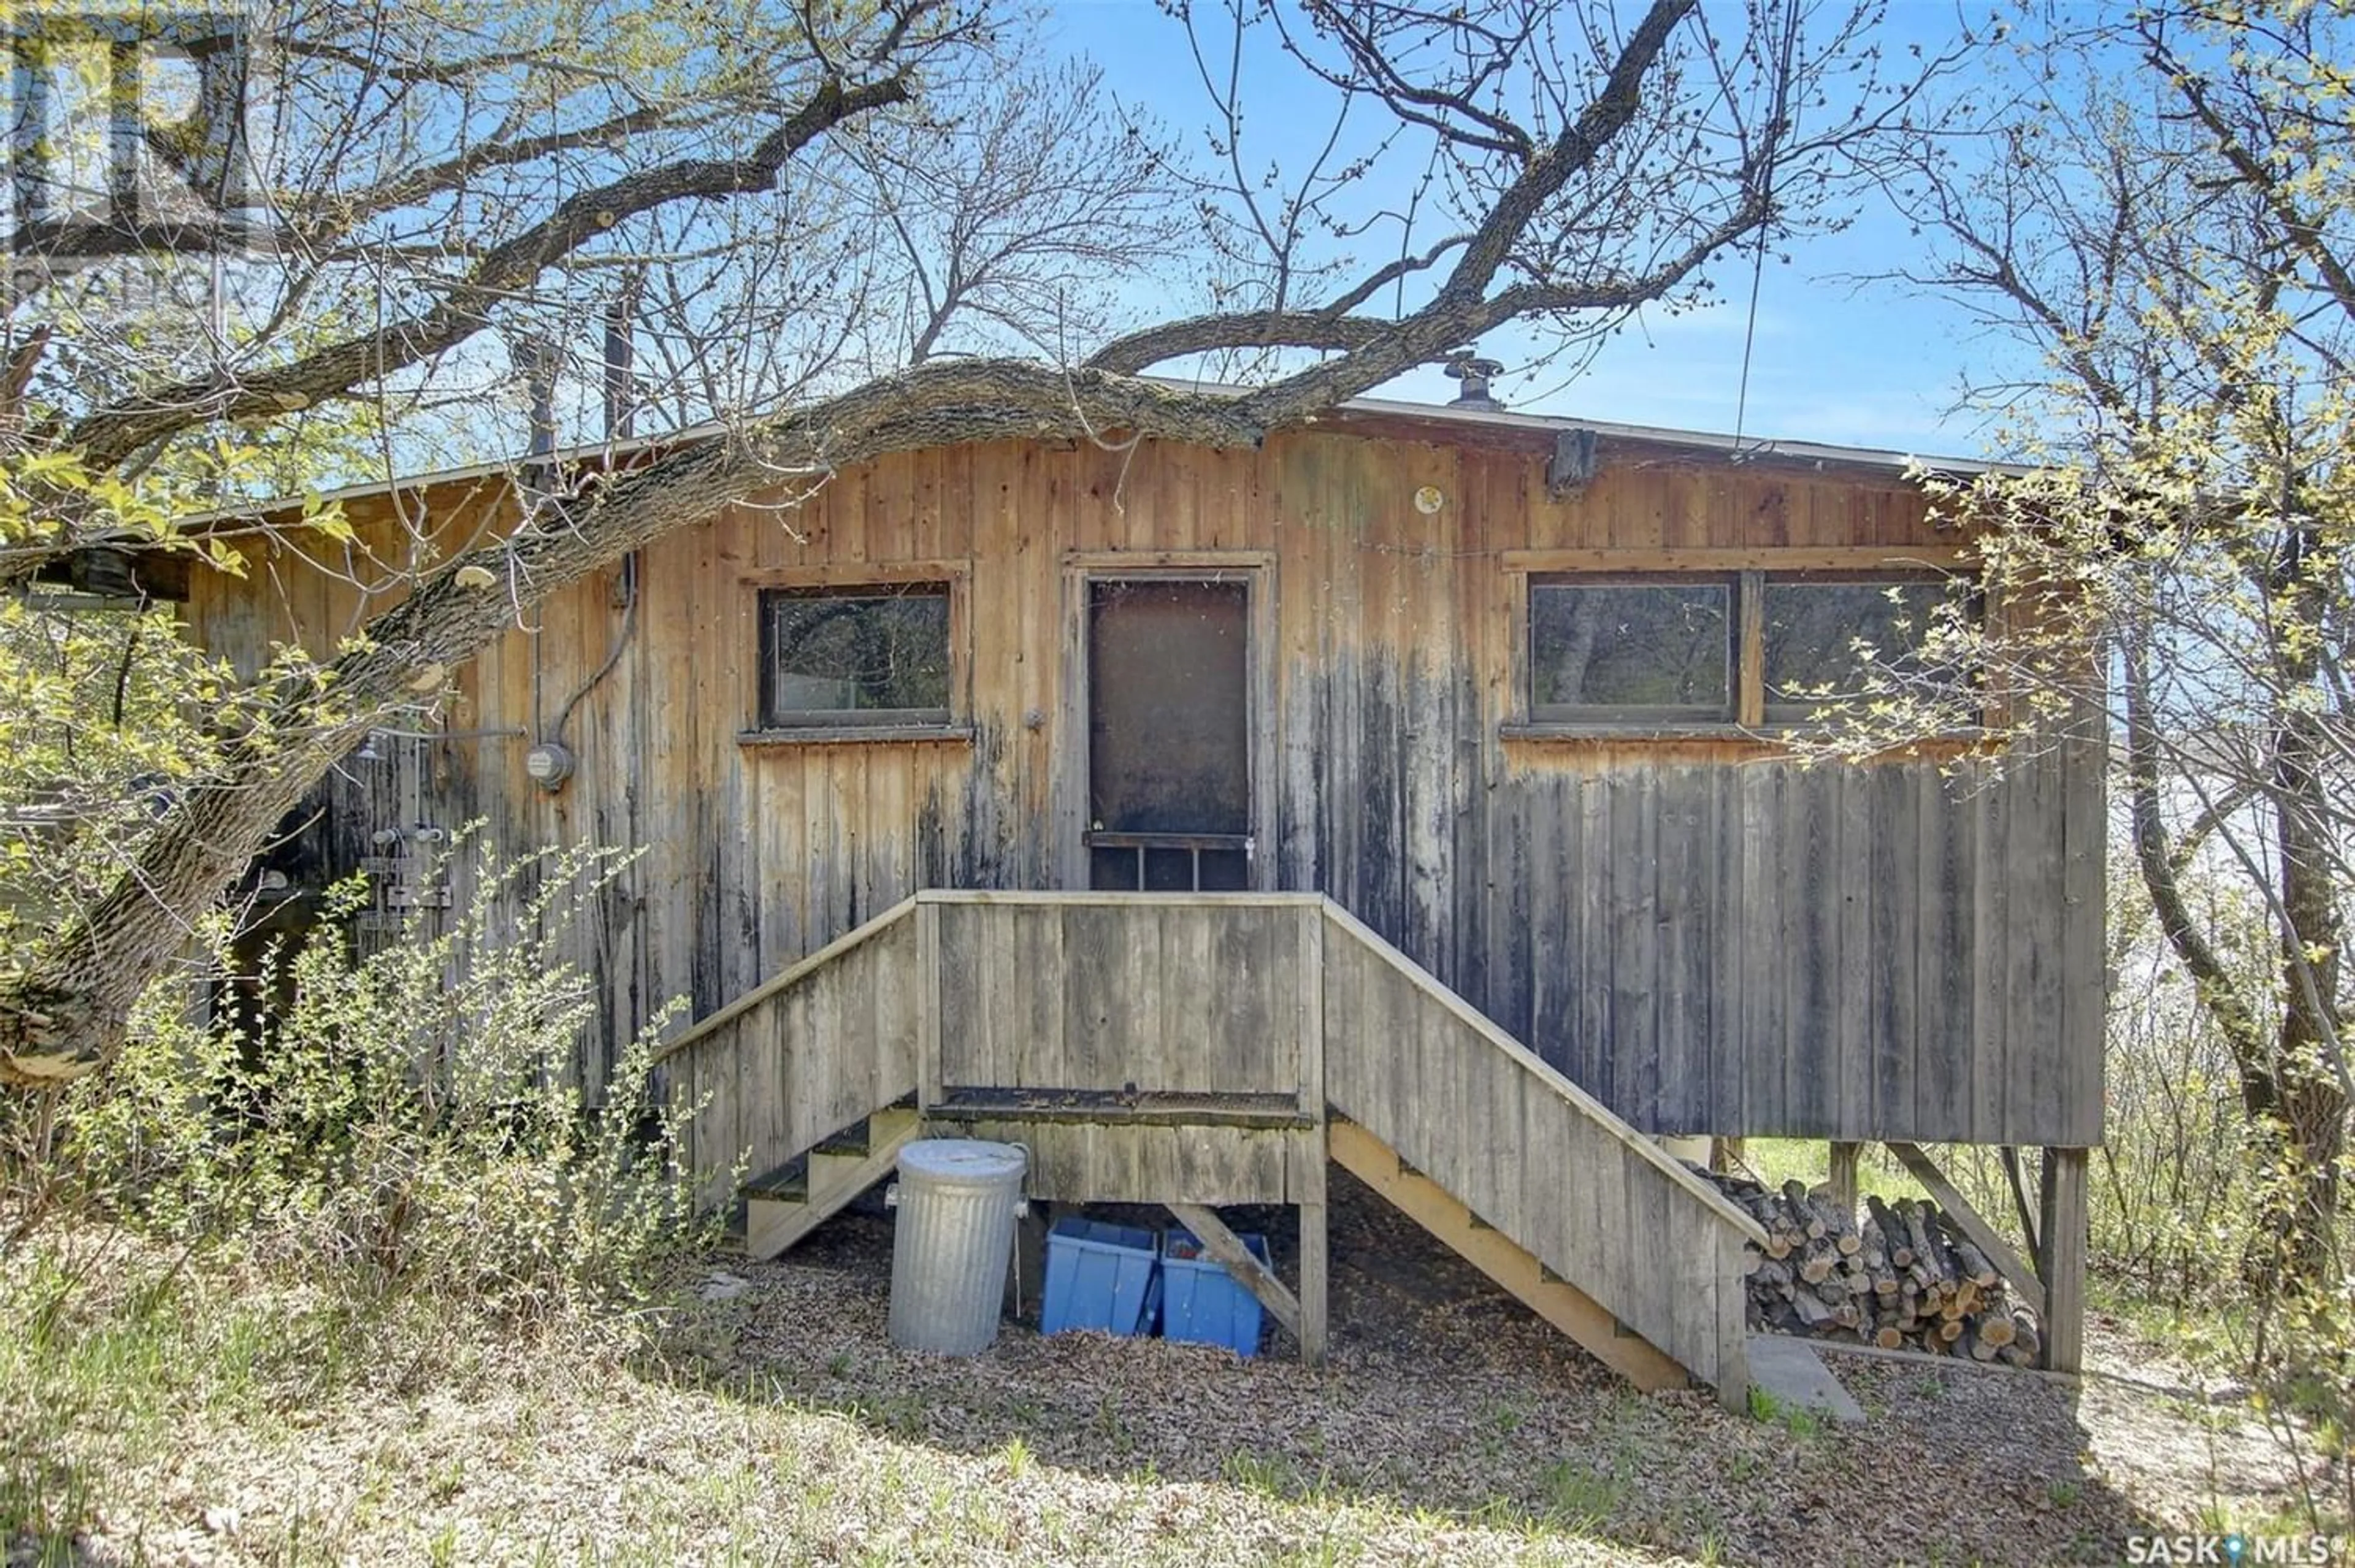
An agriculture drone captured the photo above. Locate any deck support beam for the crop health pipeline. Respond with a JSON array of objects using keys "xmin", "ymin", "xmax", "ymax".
[
  {"xmin": 1165, "ymin": 1200, "xmax": 1305, "ymax": 1351},
  {"xmin": 2036, "ymin": 1147, "xmax": 2088, "ymax": 1375},
  {"xmin": 1827, "ymin": 1142, "xmax": 1863, "ymax": 1214}
]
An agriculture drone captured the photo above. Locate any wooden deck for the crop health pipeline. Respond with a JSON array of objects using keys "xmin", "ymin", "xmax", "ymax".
[{"xmin": 655, "ymin": 890, "xmax": 1764, "ymax": 1405}]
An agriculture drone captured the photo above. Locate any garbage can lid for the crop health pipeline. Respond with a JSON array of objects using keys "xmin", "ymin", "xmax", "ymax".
[{"xmin": 897, "ymin": 1138, "xmax": 1027, "ymax": 1183}]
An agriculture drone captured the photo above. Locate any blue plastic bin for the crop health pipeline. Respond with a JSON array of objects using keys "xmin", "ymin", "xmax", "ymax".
[
  {"xmin": 1159, "ymin": 1229, "xmax": 1271, "ymax": 1356},
  {"xmin": 1040, "ymin": 1218, "xmax": 1160, "ymax": 1337}
]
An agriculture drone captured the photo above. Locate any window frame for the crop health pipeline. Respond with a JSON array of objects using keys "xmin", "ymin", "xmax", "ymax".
[
  {"xmin": 1505, "ymin": 551, "xmax": 1981, "ymax": 739},
  {"xmin": 737, "ymin": 562, "xmax": 972, "ymax": 746}
]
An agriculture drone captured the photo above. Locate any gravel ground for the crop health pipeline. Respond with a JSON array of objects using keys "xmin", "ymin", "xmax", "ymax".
[
  {"xmin": 690, "ymin": 1169, "xmax": 2326, "ymax": 1565},
  {"xmin": 11, "ymin": 1173, "xmax": 2336, "ymax": 1566}
]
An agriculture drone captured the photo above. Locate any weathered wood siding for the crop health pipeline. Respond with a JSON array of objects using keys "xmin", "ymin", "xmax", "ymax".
[{"xmin": 184, "ymin": 416, "xmax": 2104, "ymax": 1145}]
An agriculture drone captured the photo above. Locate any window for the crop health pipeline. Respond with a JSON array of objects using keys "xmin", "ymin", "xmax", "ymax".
[
  {"xmin": 758, "ymin": 583, "xmax": 951, "ymax": 727},
  {"xmin": 1522, "ymin": 568, "xmax": 1972, "ymax": 731},
  {"xmin": 1762, "ymin": 575, "xmax": 1963, "ymax": 724},
  {"xmin": 1530, "ymin": 579, "xmax": 1733, "ymax": 722}
]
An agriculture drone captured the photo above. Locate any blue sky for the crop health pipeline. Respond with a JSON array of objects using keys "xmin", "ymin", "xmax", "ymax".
[{"xmin": 1053, "ymin": 1, "xmax": 2048, "ymax": 462}]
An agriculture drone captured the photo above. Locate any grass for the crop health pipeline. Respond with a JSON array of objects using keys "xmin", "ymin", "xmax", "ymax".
[
  {"xmin": 1744, "ymin": 1385, "xmax": 1825, "ymax": 1438},
  {"xmin": 1536, "ymin": 1459, "xmax": 1622, "ymax": 1529},
  {"xmin": 0, "ymin": 1230, "xmax": 1680, "ymax": 1567},
  {"xmin": 5, "ymin": 1207, "xmax": 2332, "ymax": 1566}
]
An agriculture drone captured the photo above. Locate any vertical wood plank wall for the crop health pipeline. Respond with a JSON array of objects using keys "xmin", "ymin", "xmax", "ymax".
[
  {"xmin": 933, "ymin": 896, "xmax": 1308, "ymax": 1101},
  {"xmin": 182, "ymin": 421, "xmax": 2105, "ymax": 1145}
]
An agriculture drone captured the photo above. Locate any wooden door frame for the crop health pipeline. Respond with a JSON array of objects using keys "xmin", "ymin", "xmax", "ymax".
[{"xmin": 1055, "ymin": 551, "xmax": 1277, "ymax": 891}]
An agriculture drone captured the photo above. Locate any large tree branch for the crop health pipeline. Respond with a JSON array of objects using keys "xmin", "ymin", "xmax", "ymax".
[
  {"xmin": 1087, "ymin": 313, "xmax": 1389, "ymax": 374},
  {"xmin": 1319, "ymin": 234, "xmax": 1472, "ymax": 318},
  {"xmin": 1091, "ymin": 0, "xmax": 1746, "ymax": 392},
  {"xmin": 1235, "ymin": 191, "xmax": 1767, "ymax": 425},
  {"xmin": 61, "ymin": 72, "xmax": 913, "ymax": 472},
  {"xmin": 327, "ymin": 96, "xmax": 745, "ymax": 233},
  {"xmin": 1431, "ymin": 0, "xmax": 1695, "ymax": 310}
]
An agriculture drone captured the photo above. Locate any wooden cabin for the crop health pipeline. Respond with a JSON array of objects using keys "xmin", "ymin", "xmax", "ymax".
[{"xmin": 181, "ymin": 394, "xmax": 2106, "ymax": 1401}]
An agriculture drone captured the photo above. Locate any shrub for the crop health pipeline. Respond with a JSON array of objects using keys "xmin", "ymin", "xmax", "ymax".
[{"xmin": 38, "ymin": 836, "xmax": 712, "ymax": 1332}]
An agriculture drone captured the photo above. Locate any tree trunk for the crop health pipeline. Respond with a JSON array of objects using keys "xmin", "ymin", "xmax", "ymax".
[
  {"xmin": 2123, "ymin": 609, "xmax": 2347, "ymax": 1296},
  {"xmin": 2252, "ymin": 523, "xmax": 2348, "ymax": 1291}
]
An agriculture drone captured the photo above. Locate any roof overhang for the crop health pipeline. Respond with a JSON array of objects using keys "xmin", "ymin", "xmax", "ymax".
[{"xmin": 178, "ymin": 388, "xmax": 2020, "ymax": 531}]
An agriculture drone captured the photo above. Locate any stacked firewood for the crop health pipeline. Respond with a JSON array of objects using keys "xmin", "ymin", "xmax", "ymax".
[{"xmin": 1704, "ymin": 1173, "xmax": 2043, "ymax": 1367}]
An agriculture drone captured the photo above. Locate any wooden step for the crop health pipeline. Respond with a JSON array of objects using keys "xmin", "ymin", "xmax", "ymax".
[
  {"xmin": 810, "ymin": 1116, "xmax": 881, "ymax": 1159},
  {"xmin": 741, "ymin": 1161, "xmax": 808, "ymax": 1203},
  {"xmin": 743, "ymin": 1106, "xmax": 923, "ymax": 1262},
  {"xmin": 1328, "ymin": 1117, "xmax": 1693, "ymax": 1393}
]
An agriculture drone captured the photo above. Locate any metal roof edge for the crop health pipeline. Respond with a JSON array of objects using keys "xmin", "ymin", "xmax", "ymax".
[
  {"xmin": 179, "ymin": 387, "xmax": 2017, "ymax": 525},
  {"xmin": 1315, "ymin": 394, "xmax": 2021, "ymax": 477}
]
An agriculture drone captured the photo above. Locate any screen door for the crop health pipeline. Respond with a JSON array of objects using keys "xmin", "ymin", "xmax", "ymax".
[{"xmin": 1085, "ymin": 578, "xmax": 1251, "ymax": 891}]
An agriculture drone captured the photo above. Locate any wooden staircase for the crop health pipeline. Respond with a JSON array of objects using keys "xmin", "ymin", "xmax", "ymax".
[
  {"xmin": 658, "ymin": 890, "xmax": 1762, "ymax": 1406},
  {"xmin": 743, "ymin": 1105, "xmax": 922, "ymax": 1261},
  {"xmin": 1317, "ymin": 903, "xmax": 1760, "ymax": 1407}
]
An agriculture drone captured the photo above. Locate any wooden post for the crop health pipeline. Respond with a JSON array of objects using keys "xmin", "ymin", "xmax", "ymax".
[
  {"xmin": 2036, "ymin": 1147, "xmax": 2088, "ymax": 1375},
  {"xmin": 1710, "ymin": 1136, "xmax": 1746, "ymax": 1176},
  {"xmin": 1298, "ymin": 1124, "xmax": 1330, "ymax": 1368},
  {"xmin": 1827, "ymin": 1141, "xmax": 1862, "ymax": 1216},
  {"xmin": 1296, "ymin": 905, "xmax": 1330, "ymax": 1368},
  {"xmin": 1007, "ymin": 1199, "xmax": 1051, "ymax": 1322},
  {"xmin": 916, "ymin": 897, "xmax": 942, "ymax": 1110},
  {"xmin": 1298, "ymin": 1198, "xmax": 1328, "ymax": 1367}
]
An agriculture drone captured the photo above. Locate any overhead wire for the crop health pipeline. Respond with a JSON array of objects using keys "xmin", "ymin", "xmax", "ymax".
[{"xmin": 1732, "ymin": 1, "xmax": 1807, "ymax": 456}]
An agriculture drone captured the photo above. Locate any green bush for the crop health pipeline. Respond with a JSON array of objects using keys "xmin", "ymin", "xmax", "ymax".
[{"xmin": 44, "ymin": 836, "xmax": 711, "ymax": 1330}]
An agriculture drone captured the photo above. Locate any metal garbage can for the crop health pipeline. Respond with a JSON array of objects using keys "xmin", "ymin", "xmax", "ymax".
[{"xmin": 885, "ymin": 1139, "xmax": 1028, "ymax": 1355}]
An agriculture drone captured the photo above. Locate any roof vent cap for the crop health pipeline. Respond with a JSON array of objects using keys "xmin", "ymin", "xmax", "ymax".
[{"xmin": 1444, "ymin": 353, "xmax": 1505, "ymax": 411}]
